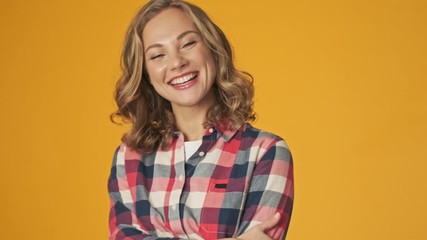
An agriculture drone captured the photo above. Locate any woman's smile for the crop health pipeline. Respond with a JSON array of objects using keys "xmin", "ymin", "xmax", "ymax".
[{"xmin": 168, "ymin": 71, "xmax": 198, "ymax": 86}]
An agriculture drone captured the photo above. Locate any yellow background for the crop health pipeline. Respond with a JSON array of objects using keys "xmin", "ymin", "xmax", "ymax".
[{"xmin": 1, "ymin": 0, "xmax": 426, "ymax": 239}]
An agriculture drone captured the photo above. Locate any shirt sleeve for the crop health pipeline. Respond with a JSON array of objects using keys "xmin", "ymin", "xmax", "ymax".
[
  {"xmin": 236, "ymin": 139, "xmax": 294, "ymax": 240},
  {"xmin": 108, "ymin": 145, "xmax": 180, "ymax": 240}
]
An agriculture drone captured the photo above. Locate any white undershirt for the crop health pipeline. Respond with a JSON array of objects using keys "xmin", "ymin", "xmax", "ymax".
[{"xmin": 184, "ymin": 140, "xmax": 202, "ymax": 161}]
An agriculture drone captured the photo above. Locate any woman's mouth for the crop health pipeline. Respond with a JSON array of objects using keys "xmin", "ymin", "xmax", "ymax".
[{"xmin": 168, "ymin": 72, "xmax": 198, "ymax": 86}]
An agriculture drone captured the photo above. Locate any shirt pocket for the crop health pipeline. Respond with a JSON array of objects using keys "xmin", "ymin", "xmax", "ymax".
[{"xmin": 199, "ymin": 179, "xmax": 244, "ymax": 239}]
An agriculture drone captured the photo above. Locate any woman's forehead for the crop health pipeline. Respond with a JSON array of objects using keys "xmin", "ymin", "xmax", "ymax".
[{"xmin": 142, "ymin": 8, "xmax": 198, "ymax": 43}]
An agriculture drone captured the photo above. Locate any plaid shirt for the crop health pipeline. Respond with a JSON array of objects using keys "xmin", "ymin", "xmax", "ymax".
[{"xmin": 108, "ymin": 123, "xmax": 294, "ymax": 240}]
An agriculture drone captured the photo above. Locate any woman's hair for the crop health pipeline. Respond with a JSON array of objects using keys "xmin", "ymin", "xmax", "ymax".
[{"xmin": 111, "ymin": 0, "xmax": 255, "ymax": 152}]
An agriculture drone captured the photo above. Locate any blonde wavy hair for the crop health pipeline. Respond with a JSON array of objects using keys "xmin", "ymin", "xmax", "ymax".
[{"xmin": 111, "ymin": 0, "xmax": 255, "ymax": 152}]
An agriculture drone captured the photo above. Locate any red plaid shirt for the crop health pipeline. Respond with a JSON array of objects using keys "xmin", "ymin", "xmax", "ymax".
[{"xmin": 108, "ymin": 123, "xmax": 294, "ymax": 239}]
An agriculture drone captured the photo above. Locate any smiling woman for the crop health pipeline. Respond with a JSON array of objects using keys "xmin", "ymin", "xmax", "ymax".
[
  {"xmin": 108, "ymin": 0, "xmax": 294, "ymax": 239},
  {"xmin": 143, "ymin": 8, "xmax": 216, "ymax": 121}
]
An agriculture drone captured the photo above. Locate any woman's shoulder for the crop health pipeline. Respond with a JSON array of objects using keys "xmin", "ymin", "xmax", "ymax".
[
  {"xmin": 239, "ymin": 123, "xmax": 292, "ymax": 164},
  {"xmin": 112, "ymin": 142, "xmax": 143, "ymax": 164},
  {"xmin": 243, "ymin": 123, "xmax": 289, "ymax": 148}
]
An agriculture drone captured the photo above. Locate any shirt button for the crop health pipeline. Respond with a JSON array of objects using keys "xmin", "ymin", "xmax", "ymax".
[
  {"xmin": 208, "ymin": 128, "xmax": 214, "ymax": 133},
  {"xmin": 171, "ymin": 204, "xmax": 176, "ymax": 211},
  {"xmin": 178, "ymin": 175, "xmax": 184, "ymax": 181},
  {"xmin": 199, "ymin": 151, "xmax": 205, "ymax": 157}
]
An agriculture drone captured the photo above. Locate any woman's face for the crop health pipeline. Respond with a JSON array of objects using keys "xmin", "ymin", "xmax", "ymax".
[{"xmin": 142, "ymin": 8, "xmax": 216, "ymax": 111}]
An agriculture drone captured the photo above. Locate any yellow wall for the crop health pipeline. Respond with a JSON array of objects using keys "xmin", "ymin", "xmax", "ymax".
[{"xmin": 1, "ymin": 0, "xmax": 426, "ymax": 239}]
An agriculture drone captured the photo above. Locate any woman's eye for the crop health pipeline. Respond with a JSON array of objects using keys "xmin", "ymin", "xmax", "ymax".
[
  {"xmin": 150, "ymin": 54, "xmax": 164, "ymax": 60},
  {"xmin": 182, "ymin": 41, "xmax": 196, "ymax": 49}
]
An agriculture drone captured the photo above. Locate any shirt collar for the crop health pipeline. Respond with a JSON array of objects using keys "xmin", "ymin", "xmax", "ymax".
[
  {"xmin": 211, "ymin": 122, "xmax": 244, "ymax": 142},
  {"xmin": 173, "ymin": 121, "xmax": 246, "ymax": 142}
]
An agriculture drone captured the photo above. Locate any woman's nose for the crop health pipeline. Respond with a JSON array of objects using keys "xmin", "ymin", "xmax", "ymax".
[{"xmin": 169, "ymin": 52, "xmax": 188, "ymax": 71}]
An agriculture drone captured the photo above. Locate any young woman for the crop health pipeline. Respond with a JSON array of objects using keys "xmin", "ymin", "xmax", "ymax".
[{"xmin": 108, "ymin": 1, "xmax": 294, "ymax": 239}]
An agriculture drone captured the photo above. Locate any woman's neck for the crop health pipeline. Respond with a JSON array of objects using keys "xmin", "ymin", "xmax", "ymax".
[
  {"xmin": 174, "ymin": 110, "xmax": 206, "ymax": 141},
  {"xmin": 172, "ymin": 94, "xmax": 214, "ymax": 141}
]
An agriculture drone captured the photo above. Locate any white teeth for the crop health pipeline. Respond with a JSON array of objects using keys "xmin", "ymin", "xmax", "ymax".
[{"xmin": 170, "ymin": 73, "xmax": 196, "ymax": 85}]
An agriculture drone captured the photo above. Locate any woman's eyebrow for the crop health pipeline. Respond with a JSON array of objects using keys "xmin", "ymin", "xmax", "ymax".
[
  {"xmin": 145, "ymin": 30, "xmax": 200, "ymax": 54},
  {"xmin": 177, "ymin": 30, "xmax": 199, "ymax": 40},
  {"xmin": 145, "ymin": 43, "xmax": 162, "ymax": 54}
]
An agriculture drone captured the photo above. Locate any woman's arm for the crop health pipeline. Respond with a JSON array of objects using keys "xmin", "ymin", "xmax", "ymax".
[
  {"xmin": 220, "ymin": 213, "xmax": 282, "ymax": 240},
  {"xmin": 235, "ymin": 139, "xmax": 294, "ymax": 240},
  {"xmin": 108, "ymin": 145, "xmax": 180, "ymax": 240}
]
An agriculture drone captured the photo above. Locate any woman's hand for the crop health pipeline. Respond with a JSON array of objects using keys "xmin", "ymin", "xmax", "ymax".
[{"xmin": 220, "ymin": 213, "xmax": 281, "ymax": 240}]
